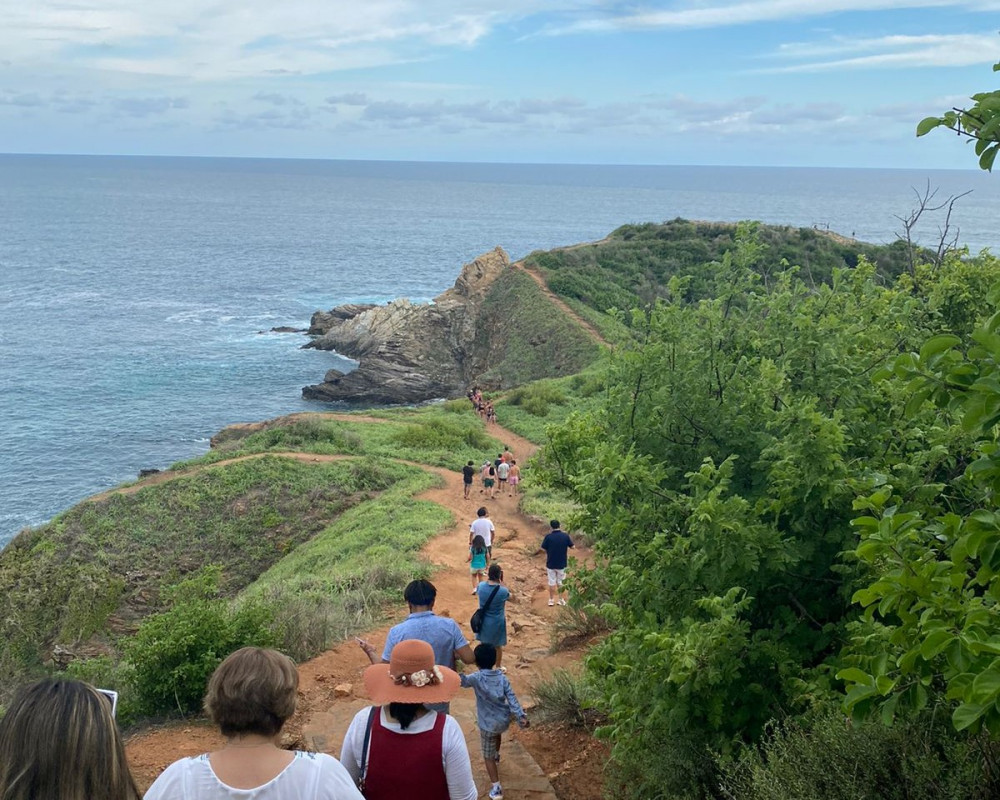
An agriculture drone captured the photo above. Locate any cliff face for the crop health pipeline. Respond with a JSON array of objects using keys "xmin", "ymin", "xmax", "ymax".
[{"xmin": 302, "ymin": 247, "xmax": 513, "ymax": 404}]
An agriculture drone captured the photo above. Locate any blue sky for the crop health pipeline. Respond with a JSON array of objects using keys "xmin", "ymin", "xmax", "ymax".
[{"xmin": 2, "ymin": 1, "xmax": 998, "ymax": 167}]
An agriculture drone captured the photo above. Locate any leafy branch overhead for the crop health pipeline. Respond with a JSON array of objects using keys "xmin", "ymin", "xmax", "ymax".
[{"xmin": 916, "ymin": 60, "xmax": 1000, "ymax": 171}]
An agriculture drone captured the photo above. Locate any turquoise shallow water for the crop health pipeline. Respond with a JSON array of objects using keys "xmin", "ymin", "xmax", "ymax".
[{"xmin": 2, "ymin": 155, "xmax": 999, "ymax": 545}]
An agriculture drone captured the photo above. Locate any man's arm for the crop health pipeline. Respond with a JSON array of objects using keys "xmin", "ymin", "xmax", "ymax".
[
  {"xmin": 455, "ymin": 643, "xmax": 475, "ymax": 665},
  {"xmin": 356, "ymin": 638, "xmax": 383, "ymax": 665}
]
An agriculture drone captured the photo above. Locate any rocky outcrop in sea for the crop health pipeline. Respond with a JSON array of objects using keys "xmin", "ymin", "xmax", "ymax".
[{"xmin": 302, "ymin": 247, "xmax": 511, "ymax": 404}]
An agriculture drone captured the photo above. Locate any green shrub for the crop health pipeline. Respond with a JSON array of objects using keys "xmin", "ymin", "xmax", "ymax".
[
  {"xmin": 124, "ymin": 568, "xmax": 277, "ymax": 717},
  {"xmin": 531, "ymin": 669, "xmax": 600, "ymax": 728},
  {"xmin": 721, "ymin": 709, "xmax": 1000, "ymax": 800},
  {"xmin": 389, "ymin": 416, "xmax": 494, "ymax": 451}
]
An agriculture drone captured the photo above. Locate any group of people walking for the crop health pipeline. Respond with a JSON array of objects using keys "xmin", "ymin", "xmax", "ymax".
[
  {"xmin": 466, "ymin": 387, "xmax": 496, "ymax": 425},
  {"xmin": 462, "ymin": 447, "xmax": 520, "ymax": 501},
  {"xmin": 0, "ymin": 429, "xmax": 577, "ymax": 800}
]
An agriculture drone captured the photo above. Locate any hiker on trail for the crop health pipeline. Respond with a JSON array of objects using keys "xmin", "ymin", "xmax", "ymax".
[
  {"xmin": 145, "ymin": 647, "xmax": 361, "ymax": 800},
  {"xmin": 461, "ymin": 460, "xmax": 476, "ymax": 500},
  {"xmin": 474, "ymin": 564, "xmax": 510, "ymax": 670},
  {"xmin": 536, "ymin": 519, "xmax": 574, "ymax": 607},
  {"xmin": 0, "ymin": 678, "xmax": 142, "ymax": 800},
  {"xmin": 507, "ymin": 460, "xmax": 520, "ymax": 497},
  {"xmin": 501, "ymin": 445, "xmax": 513, "ymax": 464},
  {"xmin": 480, "ymin": 460, "xmax": 492, "ymax": 494},
  {"xmin": 357, "ymin": 580, "xmax": 475, "ymax": 714},
  {"xmin": 495, "ymin": 459, "xmax": 510, "ymax": 493},
  {"xmin": 470, "ymin": 506, "xmax": 496, "ymax": 559},
  {"xmin": 469, "ymin": 534, "xmax": 489, "ymax": 594},
  {"xmin": 460, "ymin": 643, "xmax": 528, "ymax": 800},
  {"xmin": 342, "ymin": 640, "xmax": 476, "ymax": 800},
  {"xmin": 484, "ymin": 464, "xmax": 497, "ymax": 499}
]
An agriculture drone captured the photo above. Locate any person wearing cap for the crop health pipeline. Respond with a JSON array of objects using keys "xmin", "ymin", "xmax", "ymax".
[
  {"xmin": 341, "ymin": 640, "xmax": 477, "ymax": 800},
  {"xmin": 357, "ymin": 579, "xmax": 475, "ymax": 714}
]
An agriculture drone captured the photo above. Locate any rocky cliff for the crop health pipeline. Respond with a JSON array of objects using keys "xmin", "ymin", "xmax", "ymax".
[{"xmin": 303, "ymin": 247, "xmax": 515, "ymax": 404}]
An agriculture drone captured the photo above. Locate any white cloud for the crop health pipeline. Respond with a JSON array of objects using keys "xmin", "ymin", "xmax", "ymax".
[
  {"xmin": 1, "ymin": 1, "xmax": 595, "ymax": 82},
  {"xmin": 764, "ymin": 33, "xmax": 1000, "ymax": 71},
  {"xmin": 544, "ymin": 0, "xmax": 987, "ymax": 34}
]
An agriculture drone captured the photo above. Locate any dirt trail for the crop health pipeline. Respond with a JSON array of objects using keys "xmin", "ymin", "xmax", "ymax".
[
  {"xmin": 512, "ymin": 261, "xmax": 609, "ymax": 349},
  {"xmin": 124, "ymin": 420, "xmax": 602, "ymax": 799}
]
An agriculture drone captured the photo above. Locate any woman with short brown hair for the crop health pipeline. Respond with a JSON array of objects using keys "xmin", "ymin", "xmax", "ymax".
[{"xmin": 145, "ymin": 647, "xmax": 362, "ymax": 800}]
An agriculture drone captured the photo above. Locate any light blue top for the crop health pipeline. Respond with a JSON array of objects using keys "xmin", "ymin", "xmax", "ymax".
[
  {"xmin": 382, "ymin": 610, "xmax": 469, "ymax": 669},
  {"xmin": 470, "ymin": 547, "xmax": 488, "ymax": 570},
  {"xmin": 460, "ymin": 669, "xmax": 527, "ymax": 734}
]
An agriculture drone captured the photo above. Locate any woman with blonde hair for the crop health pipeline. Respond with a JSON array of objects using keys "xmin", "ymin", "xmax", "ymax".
[
  {"xmin": 0, "ymin": 678, "xmax": 141, "ymax": 800},
  {"xmin": 145, "ymin": 646, "xmax": 362, "ymax": 799}
]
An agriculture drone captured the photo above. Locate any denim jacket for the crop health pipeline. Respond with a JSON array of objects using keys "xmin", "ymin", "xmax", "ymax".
[{"xmin": 460, "ymin": 669, "xmax": 527, "ymax": 734}]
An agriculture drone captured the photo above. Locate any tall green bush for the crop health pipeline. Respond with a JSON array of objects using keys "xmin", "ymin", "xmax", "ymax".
[
  {"xmin": 535, "ymin": 224, "xmax": 1000, "ymax": 798},
  {"xmin": 124, "ymin": 568, "xmax": 277, "ymax": 717}
]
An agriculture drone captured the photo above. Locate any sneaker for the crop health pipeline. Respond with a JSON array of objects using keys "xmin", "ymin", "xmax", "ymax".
[
  {"xmin": 471, "ymin": 589, "xmax": 478, "ymax": 595},
  {"xmin": 557, "ymin": 598, "xmax": 567, "ymax": 606},
  {"xmin": 489, "ymin": 785, "xmax": 504, "ymax": 800},
  {"xmin": 548, "ymin": 599, "xmax": 555, "ymax": 606}
]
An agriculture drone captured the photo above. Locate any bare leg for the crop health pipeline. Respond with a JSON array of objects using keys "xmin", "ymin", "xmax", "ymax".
[
  {"xmin": 485, "ymin": 754, "xmax": 500, "ymax": 784},
  {"xmin": 495, "ymin": 645, "xmax": 503, "ymax": 669}
]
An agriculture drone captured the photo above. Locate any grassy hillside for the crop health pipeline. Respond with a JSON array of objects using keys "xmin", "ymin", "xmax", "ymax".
[
  {"xmin": 0, "ymin": 407, "xmax": 499, "ymax": 711},
  {"xmin": 524, "ymin": 218, "xmax": 917, "ymax": 315},
  {"xmin": 474, "ymin": 266, "xmax": 604, "ymax": 387}
]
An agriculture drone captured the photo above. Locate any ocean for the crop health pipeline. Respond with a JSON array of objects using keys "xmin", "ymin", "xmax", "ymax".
[{"xmin": 2, "ymin": 154, "xmax": 999, "ymax": 546}]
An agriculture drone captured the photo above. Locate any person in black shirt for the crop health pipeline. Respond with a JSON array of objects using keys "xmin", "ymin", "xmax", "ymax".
[{"xmin": 461, "ymin": 460, "xmax": 476, "ymax": 499}]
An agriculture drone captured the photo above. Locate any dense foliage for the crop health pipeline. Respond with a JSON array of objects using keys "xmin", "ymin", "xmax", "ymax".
[
  {"xmin": 535, "ymin": 223, "xmax": 1000, "ymax": 797},
  {"xmin": 524, "ymin": 218, "xmax": 919, "ymax": 316}
]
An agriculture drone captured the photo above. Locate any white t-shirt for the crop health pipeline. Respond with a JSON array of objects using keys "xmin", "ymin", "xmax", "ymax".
[
  {"xmin": 143, "ymin": 751, "xmax": 361, "ymax": 800},
  {"xmin": 340, "ymin": 707, "xmax": 476, "ymax": 800},
  {"xmin": 469, "ymin": 517, "xmax": 494, "ymax": 547}
]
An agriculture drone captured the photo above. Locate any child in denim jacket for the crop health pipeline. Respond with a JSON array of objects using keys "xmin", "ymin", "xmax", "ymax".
[{"xmin": 460, "ymin": 643, "xmax": 529, "ymax": 800}]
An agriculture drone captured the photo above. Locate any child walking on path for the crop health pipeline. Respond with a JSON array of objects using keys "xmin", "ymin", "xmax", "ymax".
[
  {"xmin": 468, "ymin": 535, "xmax": 488, "ymax": 594},
  {"xmin": 460, "ymin": 643, "xmax": 529, "ymax": 800}
]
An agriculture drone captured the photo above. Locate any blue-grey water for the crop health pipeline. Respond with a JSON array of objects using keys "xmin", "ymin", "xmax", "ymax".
[{"xmin": 2, "ymin": 155, "xmax": 999, "ymax": 546}]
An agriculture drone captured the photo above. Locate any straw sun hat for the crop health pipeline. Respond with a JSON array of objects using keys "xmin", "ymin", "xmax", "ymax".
[{"xmin": 364, "ymin": 640, "xmax": 461, "ymax": 705}]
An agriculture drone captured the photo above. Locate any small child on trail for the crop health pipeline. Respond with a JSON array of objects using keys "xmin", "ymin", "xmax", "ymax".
[
  {"xmin": 460, "ymin": 643, "xmax": 529, "ymax": 800},
  {"xmin": 469, "ymin": 534, "xmax": 488, "ymax": 594}
]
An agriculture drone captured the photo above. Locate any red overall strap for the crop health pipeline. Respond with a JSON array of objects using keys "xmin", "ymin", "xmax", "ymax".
[{"xmin": 362, "ymin": 710, "xmax": 449, "ymax": 800}]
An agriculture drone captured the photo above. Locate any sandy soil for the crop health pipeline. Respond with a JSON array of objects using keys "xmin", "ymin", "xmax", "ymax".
[{"xmin": 123, "ymin": 420, "xmax": 608, "ymax": 799}]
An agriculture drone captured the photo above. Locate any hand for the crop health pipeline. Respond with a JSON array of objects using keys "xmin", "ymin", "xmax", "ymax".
[
  {"xmin": 520, "ymin": 716, "xmax": 530, "ymax": 729},
  {"xmin": 356, "ymin": 638, "xmax": 377, "ymax": 659}
]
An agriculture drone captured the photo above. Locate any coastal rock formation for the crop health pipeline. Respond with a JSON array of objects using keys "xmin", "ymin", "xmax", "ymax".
[{"xmin": 302, "ymin": 247, "xmax": 512, "ymax": 404}]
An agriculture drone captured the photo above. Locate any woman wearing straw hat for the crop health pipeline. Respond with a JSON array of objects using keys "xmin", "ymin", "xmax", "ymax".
[{"xmin": 341, "ymin": 640, "xmax": 477, "ymax": 800}]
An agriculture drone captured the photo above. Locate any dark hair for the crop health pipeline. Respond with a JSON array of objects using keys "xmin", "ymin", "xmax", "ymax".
[
  {"xmin": 0, "ymin": 679, "xmax": 141, "ymax": 800},
  {"xmin": 471, "ymin": 535, "xmax": 487, "ymax": 554},
  {"xmin": 474, "ymin": 643, "xmax": 497, "ymax": 670},
  {"xmin": 205, "ymin": 647, "xmax": 298, "ymax": 737},
  {"xmin": 403, "ymin": 579, "xmax": 437, "ymax": 607},
  {"xmin": 488, "ymin": 563, "xmax": 503, "ymax": 581},
  {"xmin": 477, "ymin": 507, "xmax": 488, "ymax": 517},
  {"xmin": 467, "ymin": 460, "xmax": 474, "ymax": 466},
  {"xmin": 389, "ymin": 702, "xmax": 423, "ymax": 730},
  {"xmin": 550, "ymin": 519, "xmax": 561, "ymax": 530}
]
